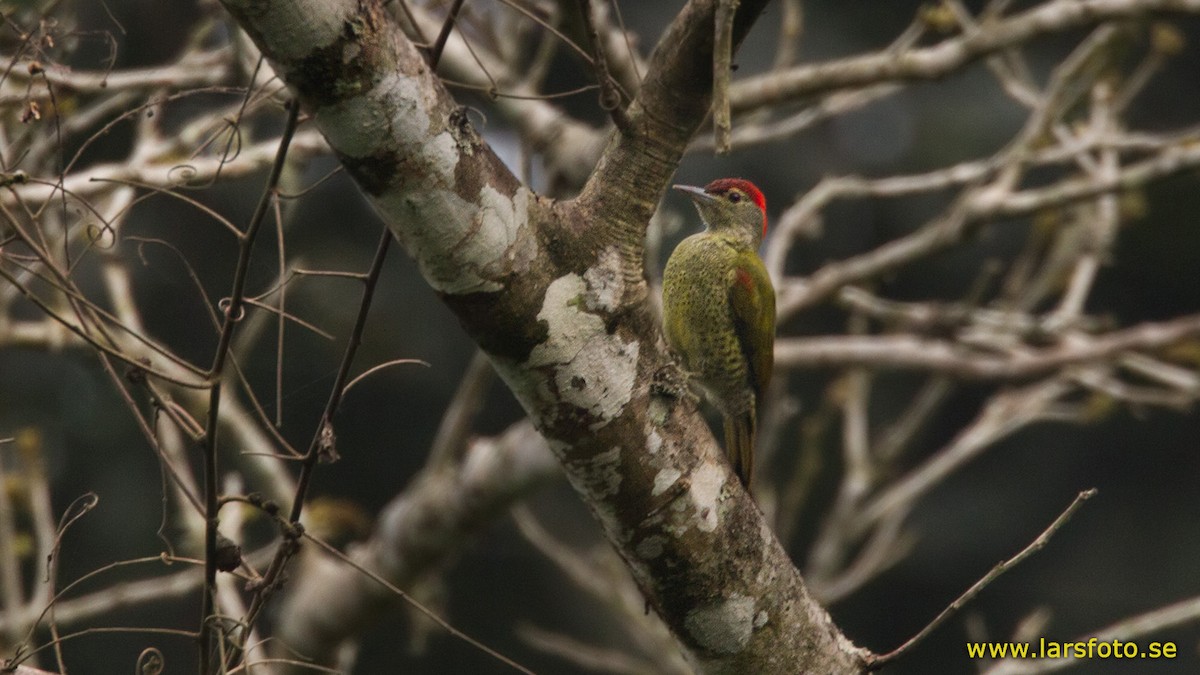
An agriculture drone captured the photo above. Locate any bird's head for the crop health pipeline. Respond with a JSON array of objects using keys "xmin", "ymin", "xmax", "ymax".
[{"xmin": 673, "ymin": 178, "xmax": 767, "ymax": 247}]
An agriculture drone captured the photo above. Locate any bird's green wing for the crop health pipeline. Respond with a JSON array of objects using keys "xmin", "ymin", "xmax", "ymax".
[{"xmin": 728, "ymin": 251, "xmax": 776, "ymax": 398}]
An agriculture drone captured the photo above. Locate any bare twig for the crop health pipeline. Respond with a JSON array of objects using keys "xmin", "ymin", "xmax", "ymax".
[
  {"xmin": 200, "ymin": 98, "xmax": 301, "ymax": 673},
  {"xmin": 775, "ymin": 313, "xmax": 1200, "ymax": 380},
  {"xmin": 233, "ymin": 224, "xmax": 395, "ymax": 664},
  {"xmin": 858, "ymin": 379, "xmax": 1076, "ymax": 530},
  {"xmin": 300, "ymin": 532, "xmax": 537, "ymax": 674},
  {"xmin": 712, "ymin": 0, "xmax": 739, "ymax": 153},
  {"xmin": 579, "ymin": 0, "xmax": 633, "ymax": 135},
  {"xmin": 771, "ymin": 0, "xmax": 803, "ymax": 70},
  {"xmin": 867, "ymin": 488, "xmax": 1098, "ymax": 669},
  {"xmin": 427, "ymin": 0, "xmax": 467, "ymax": 68},
  {"xmin": 730, "ymin": 0, "xmax": 1200, "ymax": 112}
]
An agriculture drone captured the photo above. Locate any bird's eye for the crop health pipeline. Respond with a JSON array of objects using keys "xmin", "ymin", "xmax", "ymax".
[{"xmin": 727, "ymin": 192, "xmax": 742, "ymax": 203}]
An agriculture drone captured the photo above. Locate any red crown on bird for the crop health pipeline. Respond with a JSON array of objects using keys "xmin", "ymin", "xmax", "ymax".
[{"xmin": 703, "ymin": 178, "xmax": 767, "ymax": 238}]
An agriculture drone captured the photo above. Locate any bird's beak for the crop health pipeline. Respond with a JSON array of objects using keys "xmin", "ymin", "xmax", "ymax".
[{"xmin": 672, "ymin": 184, "xmax": 715, "ymax": 203}]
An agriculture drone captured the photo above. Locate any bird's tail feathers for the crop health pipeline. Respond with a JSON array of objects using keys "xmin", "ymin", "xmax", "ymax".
[{"xmin": 723, "ymin": 412, "xmax": 756, "ymax": 488}]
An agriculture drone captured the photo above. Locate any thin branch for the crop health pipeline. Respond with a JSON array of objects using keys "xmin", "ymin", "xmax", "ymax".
[
  {"xmin": 771, "ymin": 0, "xmax": 803, "ymax": 70},
  {"xmin": 427, "ymin": 0, "xmax": 466, "ymax": 68},
  {"xmin": 857, "ymin": 379, "xmax": 1076, "ymax": 530},
  {"xmin": 579, "ymin": 0, "xmax": 633, "ymax": 135},
  {"xmin": 1, "ymin": 48, "xmax": 229, "ymax": 93},
  {"xmin": 776, "ymin": 134, "xmax": 1200, "ymax": 317},
  {"xmin": 518, "ymin": 624, "xmax": 658, "ymax": 675},
  {"xmin": 301, "ymin": 532, "xmax": 537, "ymax": 674},
  {"xmin": 341, "ymin": 358, "xmax": 431, "ymax": 395},
  {"xmin": 2, "ymin": 130, "xmax": 329, "ymax": 207},
  {"xmin": 200, "ymin": 98, "xmax": 301, "ymax": 673},
  {"xmin": 776, "ymin": 314, "xmax": 1200, "ymax": 380},
  {"xmin": 712, "ymin": 0, "xmax": 738, "ymax": 153},
  {"xmin": 234, "ymin": 224, "xmax": 394, "ymax": 666},
  {"xmin": 729, "ymin": 0, "xmax": 1200, "ymax": 112},
  {"xmin": 0, "ymin": 255, "xmax": 210, "ymax": 387},
  {"xmin": 867, "ymin": 488, "xmax": 1098, "ymax": 669}
]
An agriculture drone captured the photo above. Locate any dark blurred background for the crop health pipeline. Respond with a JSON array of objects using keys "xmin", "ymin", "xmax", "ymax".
[{"xmin": 2, "ymin": 1, "xmax": 1199, "ymax": 673}]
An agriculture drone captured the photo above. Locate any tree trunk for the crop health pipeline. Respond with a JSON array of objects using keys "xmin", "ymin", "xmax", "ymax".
[{"xmin": 217, "ymin": 0, "xmax": 868, "ymax": 670}]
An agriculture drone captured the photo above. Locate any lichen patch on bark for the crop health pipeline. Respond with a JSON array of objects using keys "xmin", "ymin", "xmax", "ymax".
[
  {"xmin": 250, "ymin": 0, "xmax": 351, "ymax": 61},
  {"xmin": 688, "ymin": 461, "xmax": 726, "ymax": 533},
  {"xmin": 684, "ymin": 593, "xmax": 756, "ymax": 656},
  {"xmin": 583, "ymin": 246, "xmax": 625, "ymax": 312},
  {"xmin": 316, "ymin": 75, "xmax": 536, "ymax": 294},
  {"xmin": 527, "ymin": 274, "xmax": 638, "ymax": 428},
  {"xmin": 317, "ymin": 73, "xmax": 432, "ymax": 158},
  {"xmin": 572, "ymin": 445, "xmax": 623, "ymax": 500},
  {"xmin": 646, "ymin": 428, "xmax": 664, "ymax": 455},
  {"xmin": 653, "ymin": 467, "xmax": 682, "ymax": 496}
]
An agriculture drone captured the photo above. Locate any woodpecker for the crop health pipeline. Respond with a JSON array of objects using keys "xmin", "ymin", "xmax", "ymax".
[{"xmin": 662, "ymin": 178, "xmax": 775, "ymax": 488}]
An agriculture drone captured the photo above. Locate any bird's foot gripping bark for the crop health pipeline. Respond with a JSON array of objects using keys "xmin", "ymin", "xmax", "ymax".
[{"xmin": 651, "ymin": 361, "xmax": 699, "ymax": 406}]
